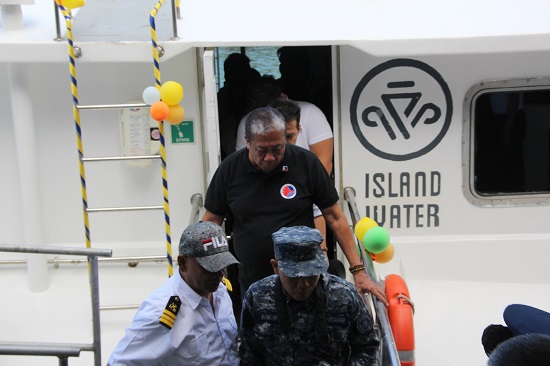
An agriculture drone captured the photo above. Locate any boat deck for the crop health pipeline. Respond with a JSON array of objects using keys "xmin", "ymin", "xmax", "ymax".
[
  {"xmin": 71, "ymin": 1, "xmax": 173, "ymax": 43},
  {"xmin": 4, "ymin": 0, "xmax": 550, "ymax": 63}
]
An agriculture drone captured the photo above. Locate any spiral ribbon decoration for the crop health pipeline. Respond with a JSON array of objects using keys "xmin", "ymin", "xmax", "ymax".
[
  {"xmin": 150, "ymin": 0, "xmax": 174, "ymax": 277},
  {"xmin": 58, "ymin": 5, "xmax": 91, "ymax": 250}
]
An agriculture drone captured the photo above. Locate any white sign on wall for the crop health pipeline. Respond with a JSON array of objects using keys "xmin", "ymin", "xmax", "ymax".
[{"xmin": 341, "ymin": 51, "xmax": 453, "ymax": 231}]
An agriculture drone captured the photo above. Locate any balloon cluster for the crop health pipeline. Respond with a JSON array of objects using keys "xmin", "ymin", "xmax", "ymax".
[
  {"xmin": 354, "ymin": 216, "xmax": 394, "ymax": 263},
  {"xmin": 55, "ymin": 0, "xmax": 85, "ymax": 10},
  {"xmin": 142, "ymin": 81, "xmax": 185, "ymax": 125}
]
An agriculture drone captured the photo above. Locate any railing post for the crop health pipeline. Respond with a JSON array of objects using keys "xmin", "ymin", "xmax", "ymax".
[
  {"xmin": 59, "ymin": 356, "xmax": 68, "ymax": 366},
  {"xmin": 89, "ymin": 255, "xmax": 102, "ymax": 366},
  {"xmin": 189, "ymin": 193, "xmax": 203, "ymax": 226}
]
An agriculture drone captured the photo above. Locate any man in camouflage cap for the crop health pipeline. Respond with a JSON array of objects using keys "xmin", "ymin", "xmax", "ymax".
[{"xmin": 239, "ymin": 226, "xmax": 379, "ymax": 365}]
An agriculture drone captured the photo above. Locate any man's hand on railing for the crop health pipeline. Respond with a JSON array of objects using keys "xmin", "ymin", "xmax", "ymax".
[{"xmin": 353, "ymin": 271, "xmax": 388, "ymax": 306}]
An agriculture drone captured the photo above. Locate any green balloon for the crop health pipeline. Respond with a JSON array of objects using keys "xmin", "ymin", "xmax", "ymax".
[{"xmin": 362, "ymin": 227, "xmax": 390, "ymax": 254}]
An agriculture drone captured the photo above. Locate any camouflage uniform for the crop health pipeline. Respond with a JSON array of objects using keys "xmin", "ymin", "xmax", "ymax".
[{"xmin": 239, "ymin": 273, "xmax": 379, "ymax": 366}]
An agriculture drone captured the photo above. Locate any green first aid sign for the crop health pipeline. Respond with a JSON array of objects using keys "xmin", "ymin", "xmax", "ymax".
[{"xmin": 171, "ymin": 120, "xmax": 194, "ymax": 144}]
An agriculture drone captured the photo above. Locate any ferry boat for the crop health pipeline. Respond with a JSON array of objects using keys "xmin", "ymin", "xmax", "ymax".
[{"xmin": 2, "ymin": 0, "xmax": 550, "ymax": 365}]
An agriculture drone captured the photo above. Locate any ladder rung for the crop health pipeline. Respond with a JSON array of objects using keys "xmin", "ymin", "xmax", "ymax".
[
  {"xmin": 86, "ymin": 206, "xmax": 163, "ymax": 213},
  {"xmin": 100, "ymin": 304, "xmax": 140, "ymax": 311},
  {"xmin": 99, "ymin": 255, "xmax": 166, "ymax": 263},
  {"xmin": 82, "ymin": 155, "xmax": 161, "ymax": 162},
  {"xmin": 77, "ymin": 103, "xmax": 147, "ymax": 110}
]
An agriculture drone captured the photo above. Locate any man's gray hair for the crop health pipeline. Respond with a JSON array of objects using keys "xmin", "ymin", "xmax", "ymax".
[{"xmin": 245, "ymin": 107, "xmax": 285, "ymax": 142}]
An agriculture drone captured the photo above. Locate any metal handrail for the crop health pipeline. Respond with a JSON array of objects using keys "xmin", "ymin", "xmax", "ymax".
[
  {"xmin": 189, "ymin": 193, "xmax": 203, "ymax": 226},
  {"xmin": 343, "ymin": 187, "xmax": 401, "ymax": 366},
  {"xmin": 0, "ymin": 255, "xmax": 166, "ymax": 266},
  {"xmin": 0, "ymin": 244, "xmax": 112, "ymax": 366},
  {"xmin": 0, "ymin": 341, "xmax": 92, "ymax": 366}
]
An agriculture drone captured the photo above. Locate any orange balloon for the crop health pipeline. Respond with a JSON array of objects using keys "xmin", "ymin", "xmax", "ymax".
[
  {"xmin": 372, "ymin": 243, "xmax": 395, "ymax": 263},
  {"xmin": 150, "ymin": 101, "xmax": 169, "ymax": 122},
  {"xmin": 165, "ymin": 105, "xmax": 185, "ymax": 125}
]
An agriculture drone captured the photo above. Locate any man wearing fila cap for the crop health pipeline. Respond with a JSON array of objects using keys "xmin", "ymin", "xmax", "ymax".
[
  {"xmin": 239, "ymin": 226, "xmax": 379, "ymax": 366},
  {"xmin": 108, "ymin": 221, "xmax": 240, "ymax": 366}
]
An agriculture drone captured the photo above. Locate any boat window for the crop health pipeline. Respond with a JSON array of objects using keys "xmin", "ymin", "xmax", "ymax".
[{"xmin": 465, "ymin": 78, "xmax": 550, "ymax": 206}]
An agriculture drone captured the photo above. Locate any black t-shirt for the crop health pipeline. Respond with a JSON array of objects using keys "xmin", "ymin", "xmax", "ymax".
[{"xmin": 205, "ymin": 144, "xmax": 338, "ymax": 291}]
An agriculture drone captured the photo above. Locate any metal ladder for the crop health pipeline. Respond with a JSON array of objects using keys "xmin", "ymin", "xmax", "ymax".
[
  {"xmin": 71, "ymin": 98, "xmax": 175, "ymax": 278},
  {"xmin": 56, "ymin": 3, "xmax": 176, "ymax": 278}
]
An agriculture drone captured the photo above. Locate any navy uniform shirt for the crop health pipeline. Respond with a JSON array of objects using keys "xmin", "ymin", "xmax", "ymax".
[
  {"xmin": 204, "ymin": 144, "xmax": 338, "ymax": 292},
  {"xmin": 239, "ymin": 273, "xmax": 379, "ymax": 366},
  {"xmin": 108, "ymin": 272, "xmax": 239, "ymax": 366}
]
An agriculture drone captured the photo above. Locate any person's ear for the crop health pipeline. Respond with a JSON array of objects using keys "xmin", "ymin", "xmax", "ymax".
[
  {"xmin": 245, "ymin": 136, "xmax": 251, "ymax": 149},
  {"xmin": 271, "ymin": 259, "xmax": 280, "ymax": 274},
  {"xmin": 177, "ymin": 254, "xmax": 187, "ymax": 272}
]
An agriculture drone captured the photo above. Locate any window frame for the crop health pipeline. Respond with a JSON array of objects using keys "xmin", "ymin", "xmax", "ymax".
[{"xmin": 463, "ymin": 76, "xmax": 550, "ymax": 207}]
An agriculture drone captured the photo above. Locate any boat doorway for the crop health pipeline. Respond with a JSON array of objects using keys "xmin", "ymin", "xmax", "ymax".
[
  {"xmin": 210, "ymin": 43, "xmax": 337, "ymax": 249},
  {"xmin": 207, "ymin": 45, "xmax": 337, "ymax": 320}
]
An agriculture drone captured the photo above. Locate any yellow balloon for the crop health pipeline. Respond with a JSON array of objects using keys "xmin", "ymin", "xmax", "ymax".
[
  {"xmin": 354, "ymin": 217, "xmax": 378, "ymax": 241},
  {"xmin": 165, "ymin": 105, "xmax": 185, "ymax": 125},
  {"xmin": 373, "ymin": 243, "xmax": 394, "ymax": 263},
  {"xmin": 56, "ymin": 0, "xmax": 85, "ymax": 9},
  {"xmin": 160, "ymin": 81, "xmax": 184, "ymax": 106}
]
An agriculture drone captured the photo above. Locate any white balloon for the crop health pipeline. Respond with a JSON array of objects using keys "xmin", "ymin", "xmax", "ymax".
[{"xmin": 142, "ymin": 86, "xmax": 161, "ymax": 105}]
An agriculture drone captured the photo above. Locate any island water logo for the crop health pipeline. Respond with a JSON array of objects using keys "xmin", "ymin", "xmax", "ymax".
[{"xmin": 350, "ymin": 59, "xmax": 453, "ymax": 161}]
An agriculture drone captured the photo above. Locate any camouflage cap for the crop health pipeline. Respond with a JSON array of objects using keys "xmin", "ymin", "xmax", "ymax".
[
  {"xmin": 179, "ymin": 221, "xmax": 239, "ymax": 273},
  {"xmin": 272, "ymin": 226, "xmax": 327, "ymax": 278}
]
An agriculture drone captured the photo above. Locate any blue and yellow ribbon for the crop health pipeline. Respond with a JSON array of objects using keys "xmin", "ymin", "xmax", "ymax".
[
  {"xmin": 59, "ymin": 5, "xmax": 91, "ymax": 250},
  {"xmin": 150, "ymin": 0, "xmax": 173, "ymax": 277}
]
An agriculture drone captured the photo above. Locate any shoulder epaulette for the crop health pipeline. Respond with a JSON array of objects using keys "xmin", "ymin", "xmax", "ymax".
[{"xmin": 159, "ymin": 295, "xmax": 181, "ymax": 329}]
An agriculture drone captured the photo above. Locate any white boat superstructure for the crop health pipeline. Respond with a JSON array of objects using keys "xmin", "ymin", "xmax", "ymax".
[{"xmin": 2, "ymin": 1, "xmax": 550, "ymax": 365}]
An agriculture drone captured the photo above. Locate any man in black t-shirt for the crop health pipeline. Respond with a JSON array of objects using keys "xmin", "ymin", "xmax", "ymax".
[{"xmin": 202, "ymin": 107, "xmax": 386, "ymax": 304}]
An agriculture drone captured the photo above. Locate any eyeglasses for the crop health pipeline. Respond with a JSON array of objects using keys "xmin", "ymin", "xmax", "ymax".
[{"xmin": 255, "ymin": 145, "xmax": 284, "ymax": 157}]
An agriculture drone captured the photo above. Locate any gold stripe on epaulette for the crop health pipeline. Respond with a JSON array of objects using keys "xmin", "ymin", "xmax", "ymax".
[
  {"xmin": 160, "ymin": 312, "xmax": 176, "ymax": 328},
  {"xmin": 159, "ymin": 295, "xmax": 181, "ymax": 329}
]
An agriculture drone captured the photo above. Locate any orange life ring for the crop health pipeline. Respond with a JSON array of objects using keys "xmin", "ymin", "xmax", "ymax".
[{"xmin": 385, "ymin": 274, "xmax": 415, "ymax": 366}]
